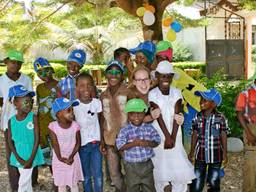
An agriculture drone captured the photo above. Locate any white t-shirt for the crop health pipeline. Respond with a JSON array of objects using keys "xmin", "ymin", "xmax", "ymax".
[
  {"xmin": 73, "ymin": 98, "xmax": 102, "ymax": 146},
  {"xmin": 0, "ymin": 73, "xmax": 33, "ymax": 131}
]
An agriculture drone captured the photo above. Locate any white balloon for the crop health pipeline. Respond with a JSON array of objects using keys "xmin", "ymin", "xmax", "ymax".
[{"xmin": 143, "ymin": 11, "xmax": 155, "ymax": 26}]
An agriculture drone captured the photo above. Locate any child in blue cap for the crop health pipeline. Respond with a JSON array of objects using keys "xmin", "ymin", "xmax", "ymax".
[
  {"xmin": 33, "ymin": 57, "xmax": 58, "ymax": 189},
  {"xmin": 189, "ymin": 88, "xmax": 229, "ymax": 192},
  {"xmin": 100, "ymin": 60, "xmax": 128, "ymax": 191},
  {"xmin": 130, "ymin": 41, "xmax": 156, "ymax": 71},
  {"xmin": 49, "ymin": 97, "xmax": 84, "ymax": 191},
  {"xmin": 57, "ymin": 49, "xmax": 86, "ymax": 101},
  {"xmin": 7, "ymin": 85, "xmax": 45, "ymax": 192}
]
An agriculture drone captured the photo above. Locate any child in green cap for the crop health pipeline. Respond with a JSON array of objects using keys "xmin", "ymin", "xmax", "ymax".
[
  {"xmin": 0, "ymin": 50, "xmax": 34, "ymax": 191},
  {"xmin": 116, "ymin": 98, "xmax": 161, "ymax": 192}
]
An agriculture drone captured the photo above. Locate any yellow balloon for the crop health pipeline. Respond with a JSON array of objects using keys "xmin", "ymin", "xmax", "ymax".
[
  {"xmin": 166, "ymin": 29, "xmax": 176, "ymax": 42},
  {"xmin": 136, "ymin": 7, "xmax": 146, "ymax": 17},
  {"xmin": 162, "ymin": 17, "xmax": 174, "ymax": 27}
]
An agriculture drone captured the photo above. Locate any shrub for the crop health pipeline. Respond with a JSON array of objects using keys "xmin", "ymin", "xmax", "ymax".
[
  {"xmin": 172, "ymin": 41, "xmax": 193, "ymax": 62},
  {"xmin": 173, "ymin": 62, "xmax": 205, "ymax": 72},
  {"xmin": 252, "ymin": 45, "xmax": 256, "ymax": 63},
  {"xmin": 199, "ymin": 70, "xmax": 248, "ymax": 137},
  {"xmin": 53, "ymin": 65, "xmax": 67, "ymax": 79}
]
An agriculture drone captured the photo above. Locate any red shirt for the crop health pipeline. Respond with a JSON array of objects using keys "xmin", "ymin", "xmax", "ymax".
[{"xmin": 236, "ymin": 87, "xmax": 256, "ymax": 123}]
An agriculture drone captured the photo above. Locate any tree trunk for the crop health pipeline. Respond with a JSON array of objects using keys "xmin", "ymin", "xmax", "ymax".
[{"xmin": 115, "ymin": 0, "xmax": 176, "ymax": 41}]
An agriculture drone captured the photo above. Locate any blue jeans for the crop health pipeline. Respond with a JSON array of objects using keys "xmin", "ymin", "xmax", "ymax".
[
  {"xmin": 79, "ymin": 142, "xmax": 103, "ymax": 192},
  {"xmin": 191, "ymin": 160, "xmax": 221, "ymax": 192}
]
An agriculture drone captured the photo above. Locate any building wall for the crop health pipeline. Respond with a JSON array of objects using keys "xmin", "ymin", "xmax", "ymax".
[
  {"xmin": 246, "ymin": 16, "xmax": 256, "ymax": 79},
  {"xmin": 176, "ymin": 27, "xmax": 206, "ymax": 62}
]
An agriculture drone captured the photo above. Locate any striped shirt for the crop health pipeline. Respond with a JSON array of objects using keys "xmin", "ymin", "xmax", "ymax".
[
  {"xmin": 57, "ymin": 75, "xmax": 76, "ymax": 101},
  {"xmin": 192, "ymin": 111, "xmax": 229, "ymax": 163},
  {"xmin": 116, "ymin": 122, "xmax": 161, "ymax": 163}
]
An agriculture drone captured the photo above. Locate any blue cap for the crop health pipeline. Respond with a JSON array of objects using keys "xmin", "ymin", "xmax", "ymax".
[
  {"xmin": 130, "ymin": 41, "xmax": 156, "ymax": 55},
  {"xmin": 8, "ymin": 85, "xmax": 35, "ymax": 98},
  {"xmin": 52, "ymin": 97, "xmax": 79, "ymax": 115},
  {"xmin": 195, "ymin": 88, "xmax": 222, "ymax": 107},
  {"xmin": 67, "ymin": 49, "xmax": 86, "ymax": 67},
  {"xmin": 105, "ymin": 60, "xmax": 125, "ymax": 73},
  {"xmin": 33, "ymin": 57, "xmax": 52, "ymax": 72},
  {"xmin": 130, "ymin": 41, "xmax": 156, "ymax": 64}
]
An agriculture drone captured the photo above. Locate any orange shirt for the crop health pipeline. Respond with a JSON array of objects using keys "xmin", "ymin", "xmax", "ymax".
[{"xmin": 236, "ymin": 87, "xmax": 256, "ymax": 124}]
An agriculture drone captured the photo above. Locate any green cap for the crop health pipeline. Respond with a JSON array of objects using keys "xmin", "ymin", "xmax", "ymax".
[
  {"xmin": 156, "ymin": 41, "xmax": 173, "ymax": 53},
  {"xmin": 6, "ymin": 50, "xmax": 24, "ymax": 63},
  {"xmin": 124, "ymin": 98, "xmax": 148, "ymax": 113}
]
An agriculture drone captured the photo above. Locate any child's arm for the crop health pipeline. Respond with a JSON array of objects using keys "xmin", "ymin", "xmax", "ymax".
[
  {"xmin": 188, "ymin": 130, "xmax": 198, "ymax": 162},
  {"xmin": 171, "ymin": 99, "xmax": 182, "ymax": 145},
  {"xmin": 99, "ymin": 112, "xmax": 107, "ymax": 154},
  {"xmin": 49, "ymin": 128, "xmax": 67, "ymax": 163},
  {"xmin": 150, "ymin": 101, "xmax": 174, "ymax": 149},
  {"xmin": 116, "ymin": 127, "xmax": 139, "ymax": 151},
  {"xmin": 237, "ymin": 111, "xmax": 256, "ymax": 145},
  {"xmin": 220, "ymin": 115, "xmax": 228, "ymax": 165},
  {"xmin": 221, "ymin": 130, "xmax": 228, "ymax": 165},
  {"xmin": 120, "ymin": 139, "xmax": 159, "ymax": 151},
  {"xmin": 67, "ymin": 130, "xmax": 81, "ymax": 165},
  {"xmin": 118, "ymin": 139, "xmax": 141, "ymax": 151},
  {"xmin": 24, "ymin": 115, "xmax": 40, "ymax": 168},
  {"xmin": 143, "ymin": 108, "xmax": 161, "ymax": 123},
  {"xmin": 0, "ymin": 97, "xmax": 3, "ymax": 108},
  {"xmin": 7, "ymin": 120, "xmax": 26, "ymax": 166},
  {"xmin": 56, "ymin": 86, "xmax": 62, "ymax": 98}
]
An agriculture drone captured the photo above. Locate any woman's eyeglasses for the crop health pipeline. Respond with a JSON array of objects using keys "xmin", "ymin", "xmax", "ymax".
[{"xmin": 134, "ymin": 78, "xmax": 150, "ymax": 84}]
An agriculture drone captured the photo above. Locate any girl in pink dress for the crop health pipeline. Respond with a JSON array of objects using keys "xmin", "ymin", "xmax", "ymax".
[{"xmin": 49, "ymin": 97, "xmax": 83, "ymax": 192}]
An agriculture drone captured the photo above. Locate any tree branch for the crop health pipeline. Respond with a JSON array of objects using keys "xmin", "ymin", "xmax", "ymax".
[
  {"xmin": 115, "ymin": 0, "xmax": 143, "ymax": 17},
  {"xmin": 161, "ymin": 0, "xmax": 177, "ymax": 10},
  {"xmin": 0, "ymin": 0, "xmax": 12, "ymax": 14},
  {"xmin": 33, "ymin": 2, "xmax": 68, "ymax": 31}
]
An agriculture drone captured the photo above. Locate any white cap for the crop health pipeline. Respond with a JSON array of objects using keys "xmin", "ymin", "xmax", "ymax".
[{"xmin": 155, "ymin": 61, "xmax": 179, "ymax": 79}]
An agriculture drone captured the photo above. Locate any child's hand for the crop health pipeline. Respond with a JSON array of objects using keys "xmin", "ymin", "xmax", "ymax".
[
  {"xmin": 17, "ymin": 157, "xmax": 26, "ymax": 166},
  {"xmin": 246, "ymin": 132, "xmax": 256, "ymax": 146},
  {"xmin": 222, "ymin": 155, "xmax": 228, "ymax": 167},
  {"xmin": 59, "ymin": 157, "xmax": 68, "ymax": 164},
  {"xmin": 150, "ymin": 108, "xmax": 161, "ymax": 120},
  {"xmin": 100, "ymin": 142, "xmax": 107, "ymax": 155},
  {"xmin": 23, "ymin": 160, "xmax": 33, "ymax": 169},
  {"xmin": 164, "ymin": 136, "xmax": 174, "ymax": 149},
  {"xmin": 66, "ymin": 157, "xmax": 74, "ymax": 165},
  {"xmin": 188, "ymin": 152, "xmax": 194, "ymax": 163},
  {"xmin": 174, "ymin": 113, "xmax": 184, "ymax": 126}
]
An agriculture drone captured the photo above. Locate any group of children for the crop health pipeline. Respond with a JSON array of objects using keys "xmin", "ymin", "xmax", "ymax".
[{"xmin": 0, "ymin": 40, "xmax": 229, "ymax": 192}]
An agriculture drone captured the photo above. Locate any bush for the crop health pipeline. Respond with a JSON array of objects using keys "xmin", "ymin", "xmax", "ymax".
[
  {"xmin": 52, "ymin": 64, "xmax": 96, "ymax": 79},
  {"xmin": 252, "ymin": 45, "xmax": 256, "ymax": 63},
  {"xmin": 173, "ymin": 62, "xmax": 205, "ymax": 72},
  {"xmin": 172, "ymin": 41, "xmax": 193, "ymax": 62},
  {"xmin": 53, "ymin": 65, "xmax": 68, "ymax": 79},
  {"xmin": 199, "ymin": 70, "xmax": 248, "ymax": 137}
]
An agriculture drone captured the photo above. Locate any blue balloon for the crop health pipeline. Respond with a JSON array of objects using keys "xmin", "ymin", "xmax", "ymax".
[{"xmin": 170, "ymin": 21, "xmax": 182, "ymax": 32}]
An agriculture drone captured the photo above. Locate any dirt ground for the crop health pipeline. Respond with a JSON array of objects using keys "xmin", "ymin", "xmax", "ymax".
[{"xmin": 0, "ymin": 131, "xmax": 242, "ymax": 192}]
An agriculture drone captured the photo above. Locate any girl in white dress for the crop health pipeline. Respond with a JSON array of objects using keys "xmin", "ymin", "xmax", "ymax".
[{"xmin": 149, "ymin": 61, "xmax": 195, "ymax": 192}]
